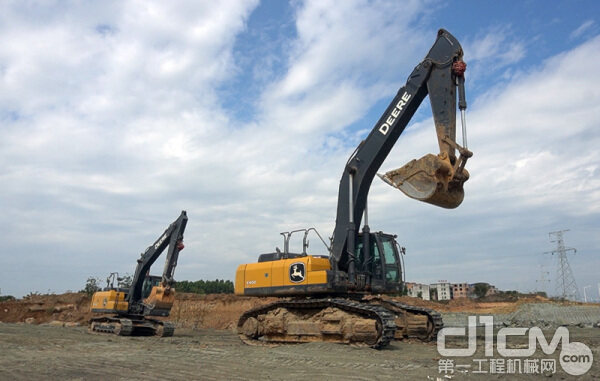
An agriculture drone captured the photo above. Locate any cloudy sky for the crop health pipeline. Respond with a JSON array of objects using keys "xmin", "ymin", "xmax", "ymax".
[{"xmin": 1, "ymin": 0, "xmax": 599, "ymax": 299}]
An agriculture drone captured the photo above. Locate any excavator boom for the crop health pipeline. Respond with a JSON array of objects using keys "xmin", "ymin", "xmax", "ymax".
[{"xmin": 331, "ymin": 29, "xmax": 472, "ymax": 273}]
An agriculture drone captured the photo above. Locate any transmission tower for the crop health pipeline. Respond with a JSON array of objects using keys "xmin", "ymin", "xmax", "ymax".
[
  {"xmin": 535, "ymin": 264, "xmax": 550, "ymax": 295},
  {"xmin": 544, "ymin": 230, "xmax": 580, "ymax": 301}
]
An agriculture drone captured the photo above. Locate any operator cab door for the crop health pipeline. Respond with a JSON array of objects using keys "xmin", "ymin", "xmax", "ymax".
[
  {"xmin": 356, "ymin": 233, "xmax": 403, "ymax": 293},
  {"xmin": 372, "ymin": 234, "xmax": 403, "ymax": 293}
]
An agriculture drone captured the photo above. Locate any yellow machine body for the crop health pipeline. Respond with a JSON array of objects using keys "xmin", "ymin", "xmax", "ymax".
[
  {"xmin": 235, "ymin": 256, "xmax": 332, "ymax": 296},
  {"xmin": 90, "ymin": 290, "xmax": 129, "ymax": 314},
  {"xmin": 90, "ymin": 286, "xmax": 176, "ymax": 315},
  {"xmin": 144, "ymin": 285, "xmax": 176, "ymax": 311}
]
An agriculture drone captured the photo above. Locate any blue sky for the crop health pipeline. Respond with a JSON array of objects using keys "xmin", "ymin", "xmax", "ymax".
[{"xmin": 0, "ymin": 0, "xmax": 599, "ymax": 299}]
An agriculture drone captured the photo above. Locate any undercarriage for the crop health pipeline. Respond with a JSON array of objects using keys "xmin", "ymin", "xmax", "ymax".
[
  {"xmin": 89, "ymin": 315, "xmax": 175, "ymax": 337},
  {"xmin": 237, "ymin": 296, "xmax": 442, "ymax": 349}
]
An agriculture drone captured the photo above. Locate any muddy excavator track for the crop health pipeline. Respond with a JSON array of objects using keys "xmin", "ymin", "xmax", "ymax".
[
  {"xmin": 365, "ymin": 297, "xmax": 443, "ymax": 341},
  {"xmin": 237, "ymin": 298, "xmax": 397, "ymax": 349},
  {"xmin": 89, "ymin": 316, "xmax": 175, "ymax": 337}
]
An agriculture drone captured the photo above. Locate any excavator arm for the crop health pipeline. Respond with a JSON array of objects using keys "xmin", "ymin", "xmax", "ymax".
[
  {"xmin": 127, "ymin": 210, "xmax": 188, "ymax": 315},
  {"xmin": 331, "ymin": 29, "xmax": 472, "ymax": 279}
]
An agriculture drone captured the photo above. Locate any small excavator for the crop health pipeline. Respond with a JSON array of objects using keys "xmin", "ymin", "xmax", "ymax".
[
  {"xmin": 89, "ymin": 210, "xmax": 188, "ymax": 337},
  {"xmin": 235, "ymin": 29, "xmax": 472, "ymax": 348}
]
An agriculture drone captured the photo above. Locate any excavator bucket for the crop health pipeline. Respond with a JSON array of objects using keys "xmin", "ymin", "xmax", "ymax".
[
  {"xmin": 378, "ymin": 55, "xmax": 473, "ymax": 209},
  {"xmin": 378, "ymin": 153, "xmax": 469, "ymax": 209}
]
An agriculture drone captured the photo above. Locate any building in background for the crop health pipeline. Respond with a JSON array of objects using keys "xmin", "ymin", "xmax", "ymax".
[
  {"xmin": 486, "ymin": 284, "xmax": 498, "ymax": 296},
  {"xmin": 452, "ymin": 283, "xmax": 469, "ymax": 298},
  {"xmin": 406, "ymin": 282, "xmax": 430, "ymax": 301},
  {"xmin": 468, "ymin": 282, "xmax": 499, "ymax": 298},
  {"xmin": 430, "ymin": 281, "xmax": 452, "ymax": 301},
  {"xmin": 407, "ymin": 281, "xmax": 500, "ymax": 301}
]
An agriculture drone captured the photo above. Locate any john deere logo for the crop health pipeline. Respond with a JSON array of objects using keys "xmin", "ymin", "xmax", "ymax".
[{"xmin": 289, "ymin": 262, "xmax": 305, "ymax": 283}]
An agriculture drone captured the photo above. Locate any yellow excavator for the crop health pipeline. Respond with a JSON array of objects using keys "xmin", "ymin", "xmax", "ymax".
[
  {"xmin": 235, "ymin": 29, "xmax": 472, "ymax": 348},
  {"xmin": 89, "ymin": 211, "xmax": 187, "ymax": 337}
]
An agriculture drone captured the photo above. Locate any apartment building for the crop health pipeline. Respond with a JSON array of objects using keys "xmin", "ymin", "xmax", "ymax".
[
  {"xmin": 430, "ymin": 281, "xmax": 452, "ymax": 301},
  {"xmin": 452, "ymin": 283, "xmax": 469, "ymax": 298},
  {"xmin": 406, "ymin": 282, "xmax": 430, "ymax": 301}
]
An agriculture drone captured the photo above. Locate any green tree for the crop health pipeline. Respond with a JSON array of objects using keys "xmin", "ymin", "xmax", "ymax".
[
  {"xmin": 118, "ymin": 273, "xmax": 133, "ymax": 289},
  {"xmin": 401, "ymin": 284, "xmax": 408, "ymax": 296},
  {"xmin": 473, "ymin": 283, "xmax": 489, "ymax": 298},
  {"xmin": 174, "ymin": 279, "xmax": 234, "ymax": 294},
  {"xmin": 81, "ymin": 277, "xmax": 101, "ymax": 296}
]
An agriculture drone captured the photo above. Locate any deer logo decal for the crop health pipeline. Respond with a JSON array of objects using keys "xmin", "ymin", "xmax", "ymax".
[{"xmin": 289, "ymin": 262, "xmax": 305, "ymax": 283}]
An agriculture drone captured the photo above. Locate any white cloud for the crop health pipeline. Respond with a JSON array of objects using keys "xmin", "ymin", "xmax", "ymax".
[
  {"xmin": 0, "ymin": 1, "xmax": 598, "ymax": 299},
  {"xmin": 259, "ymin": 0, "xmax": 431, "ymax": 135},
  {"xmin": 570, "ymin": 20, "xmax": 595, "ymax": 40},
  {"xmin": 0, "ymin": 1, "xmax": 260, "ymax": 295},
  {"xmin": 462, "ymin": 26, "xmax": 527, "ymax": 86}
]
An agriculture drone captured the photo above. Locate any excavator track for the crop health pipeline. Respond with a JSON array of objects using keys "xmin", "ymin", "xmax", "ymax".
[
  {"xmin": 156, "ymin": 321, "xmax": 175, "ymax": 337},
  {"xmin": 238, "ymin": 298, "xmax": 396, "ymax": 349},
  {"xmin": 89, "ymin": 316, "xmax": 174, "ymax": 337},
  {"xmin": 365, "ymin": 297, "xmax": 443, "ymax": 341}
]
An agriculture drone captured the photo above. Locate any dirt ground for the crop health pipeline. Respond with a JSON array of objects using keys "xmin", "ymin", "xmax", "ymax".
[
  {"xmin": 0, "ymin": 322, "xmax": 598, "ymax": 380},
  {"xmin": 1, "ymin": 293, "xmax": 599, "ymax": 379},
  {"xmin": 0, "ymin": 292, "xmax": 573, "ymax": 330}
]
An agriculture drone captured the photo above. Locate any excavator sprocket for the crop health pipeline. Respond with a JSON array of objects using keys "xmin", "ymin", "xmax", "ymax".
[
  {"xmin": 89, "ymin": 316, "xmax": 174, "ymax": 337},
  {"xmin": 364, "ymin": 297, "xmax": 443, "ymax": 341},
  {"xmin": 237, "ymin": 298, "xmax": 397, "ymax": 349}
]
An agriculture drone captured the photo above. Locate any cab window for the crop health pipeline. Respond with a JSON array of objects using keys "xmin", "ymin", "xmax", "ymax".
[
  {"xmin": 381, "ymin": 238, "xmax": 399, "ymax": 282},
  {"xmin": 356, "ymin": 237, "xmax": 382, "ymax": 277}
]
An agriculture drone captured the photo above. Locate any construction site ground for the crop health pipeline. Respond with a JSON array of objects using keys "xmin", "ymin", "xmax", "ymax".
[{"xmin": 1, "ymin": 293, "xmax": 599, "ymax": 379}]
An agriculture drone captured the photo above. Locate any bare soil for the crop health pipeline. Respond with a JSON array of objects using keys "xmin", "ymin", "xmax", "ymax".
[
  {"xmin": 2, "ymin": 293, "xmax": 600, "ymax": 379},
  {"xmin": 2, "ymin": 292, "xmax": 584, "ymax": 329},
  {"xmin": 1, "ymin": 322, "xmax": 598, "ymax": 380}
]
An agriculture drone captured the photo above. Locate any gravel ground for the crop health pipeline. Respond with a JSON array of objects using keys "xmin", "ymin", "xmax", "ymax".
[
  {"xmin": 442, "ymin": 302, "xmax": 600, "ymax": 328},
  {"xmin": 1, "ymin": 322, "xmax": 598, "ymax": 380}
]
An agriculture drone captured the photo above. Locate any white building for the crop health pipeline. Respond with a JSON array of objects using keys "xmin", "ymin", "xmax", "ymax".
[
  {"xmin": 406, "ymin": 282, "xmax": 430, "ymax": 301},
  {"xmin": 431, "ymin": 281, "xmax": 452, "ymax": 301}
]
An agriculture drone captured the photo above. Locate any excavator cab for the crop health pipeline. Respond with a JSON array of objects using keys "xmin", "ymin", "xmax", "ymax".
[{"xmin": 356, "ymin": 232, "xmax": 403, "ymax": 293}]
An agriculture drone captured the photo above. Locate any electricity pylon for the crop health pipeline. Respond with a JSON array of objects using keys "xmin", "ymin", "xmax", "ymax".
[
  {"xmin": 544, "ymin": 230, "xmax": 580, "ymax": 301},
  {"xmin": 535, "ymin": 264, "xmax": 551, "ymax": 295}
]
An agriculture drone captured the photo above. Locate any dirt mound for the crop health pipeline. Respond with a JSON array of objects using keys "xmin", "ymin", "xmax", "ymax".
[
  {"xmin": 386, "ymin": 295, "xmax": 565, "ymax": 314},
  {"xmin": 0, "ymin": 292, "xmax": 277, "ymax": 330},
  {"xmin": 170, "ymin": 293, "xmax": 278, "ymax": 330},
  {"xmin": 0, "ymin": 293, "xmax": 91, "ymax": 325},
  {"xmin": 2, "ymin": 292, "xmax": 586, "ymax": 331}
]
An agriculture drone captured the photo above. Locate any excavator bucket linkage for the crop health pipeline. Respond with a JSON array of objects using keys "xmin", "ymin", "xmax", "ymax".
[
  {"xmin": 379, "ymin": 53, "xmax": 473, "ymax": 210},
  {"xmin": 379, "ymin": 146, "xmax": 471, "ymax": 209}
]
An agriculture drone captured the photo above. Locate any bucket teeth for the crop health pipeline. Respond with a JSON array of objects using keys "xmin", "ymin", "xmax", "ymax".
[{"xmin": 379, "ymin": 153, "xmax": 469, "ymax": 209}]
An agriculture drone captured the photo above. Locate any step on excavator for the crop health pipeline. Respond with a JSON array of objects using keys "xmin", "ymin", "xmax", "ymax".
[
  {"xmin": 89, "ymin": 211, "xmax": 188, "ymax": 337},
  {"xmin": 235, "ymin": 29, "xmax": 472, "ymax": 348}
]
